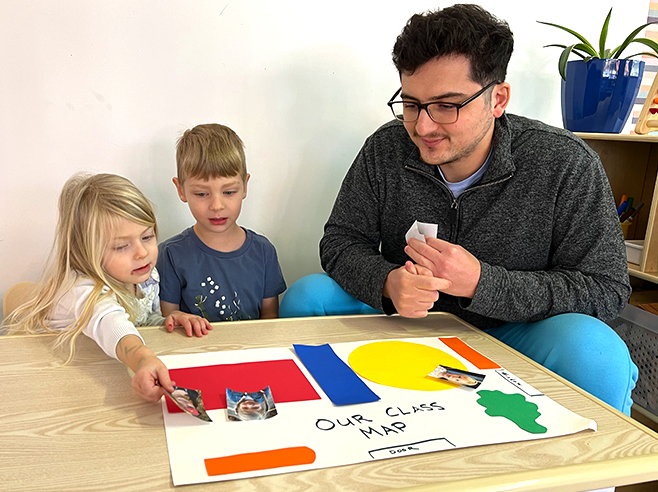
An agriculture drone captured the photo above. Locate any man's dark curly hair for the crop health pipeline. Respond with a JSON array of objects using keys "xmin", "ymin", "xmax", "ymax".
[{"xmin": 392, "ymin": 4, "xmax": 514, "ymax": 86}]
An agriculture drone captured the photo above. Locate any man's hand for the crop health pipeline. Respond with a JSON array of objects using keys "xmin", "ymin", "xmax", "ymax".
[
  {"xmin": 383, "ymin": 261, "xmax": 452, "ymax": 318},
  {"xmin": 405, "ymin": 237, "xmax": 481, "ymax": 299},
  {"xmin": 165, "ymin": 311, "xmax": 213, "ymax": 337}
]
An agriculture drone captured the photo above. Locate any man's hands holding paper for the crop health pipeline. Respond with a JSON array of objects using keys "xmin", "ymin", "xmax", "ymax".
[
  {"xmin": 383, "ymin": 261, "xmax": 451, "ymax": 318},
  {"xmin": 383, "ymin": 221, "xmax": 482, "ymax": 318},
  {"xmin": 405, "ymin": 237, "xmax": 481, "ymax": 299}
]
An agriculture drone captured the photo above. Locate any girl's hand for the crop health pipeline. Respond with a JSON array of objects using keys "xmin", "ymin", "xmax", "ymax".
[
  {"xmin": 132, "ymin": 354, "xmax": 176, "ymax": 402},
  {"xmin": 165, "ymin": 311, "xmax": 213, "ymax": 337}
]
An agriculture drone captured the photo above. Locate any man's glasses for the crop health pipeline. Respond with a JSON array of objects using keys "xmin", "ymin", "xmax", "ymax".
[{"xmin": 387, "ymin": 80, "xmax": 500, "ymax": 125}]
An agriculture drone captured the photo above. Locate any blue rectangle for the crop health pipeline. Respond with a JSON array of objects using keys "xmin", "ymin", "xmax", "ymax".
[{"xmin": 293, "ymin": 343, "xmax": 380, "ymax": 406}]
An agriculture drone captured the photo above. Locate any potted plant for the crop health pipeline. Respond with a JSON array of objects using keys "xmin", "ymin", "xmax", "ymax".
[{"xmin": 538, "ymin": 9, "xmax": 658, "ymax": 133}]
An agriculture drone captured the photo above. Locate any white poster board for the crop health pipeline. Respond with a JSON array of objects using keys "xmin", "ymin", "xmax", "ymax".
[{"xmin": 160, "ymin": 337, "xmax": 595, "ymax": 486}]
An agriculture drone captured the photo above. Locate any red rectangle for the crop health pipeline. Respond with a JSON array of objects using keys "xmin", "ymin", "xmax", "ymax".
[{"xmin": 166, "ymin": 359, "xmax": 320, "ymax": 414}]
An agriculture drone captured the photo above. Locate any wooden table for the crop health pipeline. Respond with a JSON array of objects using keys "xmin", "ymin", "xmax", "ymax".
[{"xmin": 2, "ymin": 313, "xmax": 658, "ymax": 491}]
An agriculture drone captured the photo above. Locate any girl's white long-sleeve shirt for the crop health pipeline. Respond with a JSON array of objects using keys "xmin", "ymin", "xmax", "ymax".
[{"xmin": 48, "ymin": 269, "xmax": 164, "ymax": 359}]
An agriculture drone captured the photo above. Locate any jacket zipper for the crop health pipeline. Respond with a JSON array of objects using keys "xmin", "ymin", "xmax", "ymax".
[
  {"xmin": 405, "ymin": 166, "xmax": 514, "ymax": 242},
  {"xmin": 449, "ymin": 201, "xmax": 458, "ymax": 225}
]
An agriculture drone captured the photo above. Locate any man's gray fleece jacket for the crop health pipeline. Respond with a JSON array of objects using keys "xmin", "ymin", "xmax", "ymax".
[{"xmin": 320, "ymin": 113, "xmax": 631, "ymax": 329}]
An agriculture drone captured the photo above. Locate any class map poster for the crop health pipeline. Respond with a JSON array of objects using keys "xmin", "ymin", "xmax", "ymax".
[{"xmin": 160, "ymin": 337, "xmax": 596, "ymax": 486}]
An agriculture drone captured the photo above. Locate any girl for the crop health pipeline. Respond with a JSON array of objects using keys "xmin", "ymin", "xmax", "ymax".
[{"xmin": 3, "ymin": 173, "xmax": 212, "ymax": 401}]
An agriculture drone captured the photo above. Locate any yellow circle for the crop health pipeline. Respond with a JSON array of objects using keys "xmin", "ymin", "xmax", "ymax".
[{"xmin": 348, "ymin": 340, "xmax": 468, "ymax": 391}]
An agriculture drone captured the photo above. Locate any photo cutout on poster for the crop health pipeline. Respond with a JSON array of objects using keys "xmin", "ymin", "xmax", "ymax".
[
  {"xmin": 227, "ymin": 386, "xmax": 277, "ymax": 421},
  {"xmin": 428, "ymin": 365, "xmax": 485, "ymax": 388},
  {"xmin": 163, "ymin": 385, "xmax": 212, "ymax": 422}
]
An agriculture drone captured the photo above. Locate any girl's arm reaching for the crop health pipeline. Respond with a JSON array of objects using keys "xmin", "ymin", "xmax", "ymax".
[{"xmin": 116, "ymin": 334, "xmax": 175, "ymax": 402}]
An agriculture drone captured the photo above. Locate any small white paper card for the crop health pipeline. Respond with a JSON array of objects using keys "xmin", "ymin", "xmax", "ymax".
[{"xmin": 405, "ymin": 220, "xmax": 438, "ymax": 244}]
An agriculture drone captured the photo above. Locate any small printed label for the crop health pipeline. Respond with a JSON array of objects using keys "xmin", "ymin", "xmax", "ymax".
[
  {"xmin": 495, "ymin": 369, "xmax": 543, "ymax": 397},
  {"xmin": 368, "ymin": 438, "xmax": 455, "ymax": 459}
]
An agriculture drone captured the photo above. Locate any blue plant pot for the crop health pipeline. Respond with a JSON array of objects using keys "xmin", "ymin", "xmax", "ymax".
[{"xmin": 561, "ymin": 59, "xmax": 644, "ymax": 133}]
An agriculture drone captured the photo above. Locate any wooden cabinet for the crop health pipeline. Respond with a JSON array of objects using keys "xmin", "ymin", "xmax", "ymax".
[{"xmin": 576, "ymin": 133, "xmax": 658, "ymax": 283}]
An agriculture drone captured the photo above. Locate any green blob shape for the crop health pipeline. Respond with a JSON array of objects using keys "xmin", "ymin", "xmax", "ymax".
[{"xmin": 476, "ymin": 390, "xmax": 547, "ymax": 434}]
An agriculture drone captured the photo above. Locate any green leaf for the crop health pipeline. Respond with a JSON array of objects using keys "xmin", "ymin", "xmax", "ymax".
[
  {"xmin": 599, "ymin": 8, "xmax": 612, "ymax": 58},
  {"xmin": 572, "ymin": 42, "xmax": 599, "ymax": 58},
  {"xmin": 558, "ymin": 44, "xmax": 577, "ymax": 80},
  {"xmin": 539, "ymin": 10, "xmax": 658, "ymax": 78},
  {"xmin": 544, "ymin": 44, "xmax": 589, "ymax": 60},
  {"xmin": 624, "ymin": 52, "xmax": 658, "ymax": 59},
  {"xmin": 611, "ymin": 22, "xmax": 658, "ymax": 58},
  {"xmin": 628, "ymin": 38, "xmax": 658, "ymax": 57},
  {"xmin": 537, "ymin": 21, "xmax": 596, "ymax": 52},
  {"xmin": 554, "ymin": 42, "xmax": 600, "ymax": 80}
]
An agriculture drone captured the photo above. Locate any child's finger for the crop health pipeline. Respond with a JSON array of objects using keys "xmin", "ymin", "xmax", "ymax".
[
  {"xmin": 180, "ymin": 318, "xmax": 194, "ymax": 337},
  {"xmin": 197, "ymin": 317, "xmax": 211, "ymax": 334},
  {"xmin": 193, "ymin": 319, "xmax": 206, "ymax": 337},
  {"xmin": 156, "ymin": 367, "xmax": 175, "ymax": 393}
]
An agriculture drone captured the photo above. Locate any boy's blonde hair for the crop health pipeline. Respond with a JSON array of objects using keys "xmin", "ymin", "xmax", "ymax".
[
  {"xmin": 3, "ymin": 173, "xmax": 157, "ymax": 363},
  {"xmin": 176, "ymin": 123, "xmax": 247, "ymax": 184}
]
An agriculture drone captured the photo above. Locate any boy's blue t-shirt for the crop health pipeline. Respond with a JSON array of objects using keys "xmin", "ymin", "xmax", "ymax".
[{"xmin": 157, "ymin": 227, "xmax": 287, "ymax": 321}]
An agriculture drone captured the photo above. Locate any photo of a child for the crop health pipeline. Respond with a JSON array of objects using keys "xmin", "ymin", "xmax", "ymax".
[
  {"xmin": 226, "ymin": 386, "xmax": 277, "ymax": 421},
  {"xmin": 164, "ymin": 386, "xmax": 212, "ymax": 422},
  {"xmin": 428, "ymin": 365, "xmax": 485, "ymax": 389}
]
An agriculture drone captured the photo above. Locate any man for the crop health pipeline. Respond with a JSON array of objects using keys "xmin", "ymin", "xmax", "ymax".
[{"xmin": 281, "ymin": 4, "xmax": 637, "ymax": 415}]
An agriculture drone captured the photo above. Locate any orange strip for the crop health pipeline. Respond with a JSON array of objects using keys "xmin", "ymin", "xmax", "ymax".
[
  {"xmin": 439, "ymin": 337, "xmax": 500, "ymax": 370},
  {"xmin": 205, "ymin": 446, "xmax": 316, "ymax": 476}
]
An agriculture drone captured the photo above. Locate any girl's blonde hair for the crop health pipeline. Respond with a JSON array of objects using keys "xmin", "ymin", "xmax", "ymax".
[{"xmin": 3, "ymin": 173, "xmax": 157, "ymax": 363}]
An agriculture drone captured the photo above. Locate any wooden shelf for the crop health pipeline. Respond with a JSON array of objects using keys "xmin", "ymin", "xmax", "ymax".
[
  {"xmin": 575, "ymin": 132, "xmax": 658, "ymax": 143},
  {"xmin": 577, "ymin": 133, "xmax": 658, "ymax": 283},
  {"xmin": 627, "ymin": 263, "xmax": 658, "ymax": 283}
]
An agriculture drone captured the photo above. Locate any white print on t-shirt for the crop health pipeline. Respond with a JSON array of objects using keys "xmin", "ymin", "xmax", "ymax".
[{"xmin": 196, "ymin": 276, "xmax": 246, "ymax": 321}]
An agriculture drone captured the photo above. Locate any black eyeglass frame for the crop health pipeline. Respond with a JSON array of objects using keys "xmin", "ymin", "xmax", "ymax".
[{"xmin": 387, "ymin": 80, "xmax": 501, "ymax": 124}]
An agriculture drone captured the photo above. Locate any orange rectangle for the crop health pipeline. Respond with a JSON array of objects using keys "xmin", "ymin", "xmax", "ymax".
[
  {"xmin": 439, "ymin": 337, "xmax": 500, "ymax": 370},
  {"xmin": 205, "ymin": 446, "xmax": 316, "ymax": 476}
]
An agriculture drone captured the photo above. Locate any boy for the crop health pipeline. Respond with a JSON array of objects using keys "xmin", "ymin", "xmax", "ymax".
[{"xmin": 157, "ymin": 124, "xmax": 286, "ymax": 327}]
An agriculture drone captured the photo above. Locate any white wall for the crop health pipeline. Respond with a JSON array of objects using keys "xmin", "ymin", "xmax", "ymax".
[{"xmin": 0, "ymin": 0, "xmax": 649, "ymax": 316}]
